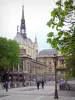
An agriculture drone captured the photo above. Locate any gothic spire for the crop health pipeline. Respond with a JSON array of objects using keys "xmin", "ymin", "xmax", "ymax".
[
  {"xmin": 20, "ymin": 5, "xmax": 26, "ymax": 38},
  {"xmin": 22, "ymin": 5, "xmax": 24, "ymax": 20}
]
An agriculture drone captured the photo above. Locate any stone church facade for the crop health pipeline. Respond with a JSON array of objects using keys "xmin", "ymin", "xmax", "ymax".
[
  {"xmin": 14, "ymin": 5, "xmax": 38, "ymax": 60},
  {"xmin": 8, "ymin": 5, "xmax": 47, "ymax": 87},
  {"xmin": 8, "ymin": 6, "xmax": 66, "ymax": 85}
]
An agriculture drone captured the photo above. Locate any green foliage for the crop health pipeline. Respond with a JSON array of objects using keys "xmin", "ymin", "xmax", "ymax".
[
  {"xmin": 47, "ymin": 0, "xmax": 75, "ymax": 55},
  {"xmin": 58, "ymin": 31, "xmax": 63, "ymax": 37},
  {"xmin": 47, "ymin": 0, "xmax": 75, "ymax": 77},
  {"xmin": 0, "ymin": 37, "xmax": 20, "ymax": 71},
  {"xmin": 66, "ymin": 55, "xmax": 75, "ymax": 77},
  {"xmin": 65, "ymin": 73, "xmax": 70, "ymax": 80},
  {"xmin": 47, "ymin": 32, "xmax": 54, "ymax": 37},
  {"xmin": 7, "ymin": 39, "xmax": 20, "ymax": 67}
]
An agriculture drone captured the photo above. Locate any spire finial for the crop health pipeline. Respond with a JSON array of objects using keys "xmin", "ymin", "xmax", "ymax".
[
  {"xmin": 20, "ymin": 5, "xmax": 26, "ymax": 38},
  {"xmin": 22, "ymin": 5, "xmax": 24, "ymax": 20}
]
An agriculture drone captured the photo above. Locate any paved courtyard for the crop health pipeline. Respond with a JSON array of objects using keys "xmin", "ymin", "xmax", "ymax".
[{"xmin": 0, "ymin": 85, "xmax": 75, "ymax": 100}]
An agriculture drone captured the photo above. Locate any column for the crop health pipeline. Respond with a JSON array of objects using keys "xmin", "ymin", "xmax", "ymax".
[{"xmin": 23, "ymin": 60, "xmax": 24, "ymax": 72}]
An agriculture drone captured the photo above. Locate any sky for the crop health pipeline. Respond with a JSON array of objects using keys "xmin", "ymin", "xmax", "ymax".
[{"xmin": 0, "ymin": 0, "xmax": 56, "ymax": 51}]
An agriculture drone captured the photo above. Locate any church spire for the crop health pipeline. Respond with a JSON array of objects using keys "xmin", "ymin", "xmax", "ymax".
[
  {"xmin": 20, "ymin": 5, "xmax": 26, "ymax": 38},
  {"xmin": 22, "ymin": 5, "xmax": 24, "ymax": 20}
]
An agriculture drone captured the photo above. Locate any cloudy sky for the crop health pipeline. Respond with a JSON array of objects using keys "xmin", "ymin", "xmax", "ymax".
[{"xmin": 0, "ymin": 0, "xmax": 56, "ymax": 51}]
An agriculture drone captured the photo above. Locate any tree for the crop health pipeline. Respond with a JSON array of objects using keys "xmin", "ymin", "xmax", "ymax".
[
  {"xmin": 7, "ymin": 39, "xmax": 20, "ymax": 68},
  {"xmin": 0, "ymin": 37, "xmax": 20, "ymax": 72},
  {"xmin": 47, "ymin": 0, "xmax": 75, "ymax": 77},
  {"xmin": 47, "ymin": 0, "xmax": 75, "ymax": 56},
  {"xmin": 66, "ymin": 54, "xmax": 75, "ymax": 77}
]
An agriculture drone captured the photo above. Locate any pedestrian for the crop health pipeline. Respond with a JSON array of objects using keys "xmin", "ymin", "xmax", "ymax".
[
  {"xmin": 37, "ymin": 81, "xmax": 40, "ymax": 89},
  {"xmin": 41, "ymin": 80, "xmax": 44, "ymax": 89},
  {"xmin": 5, "ymin": 81, "xmax": 8, "ymax": 92}
]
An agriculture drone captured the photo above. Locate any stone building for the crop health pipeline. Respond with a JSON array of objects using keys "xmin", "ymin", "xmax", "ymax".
[
  {"xmin": 57, "ymin": 53, "xmax": 66, "ymax": 79},
  {"xmin": 14, "ymin": 5, "xmax": 38, "ymax": 60},
  {"xmin": 0, "ymin": 5, "xmax": 66, "ymax": 87},
  {"xmin": 8, "ymin": 5, "xmax": 47, "ymax": 86},
  {"xmin": 37, "ymin": 49, "xmax": 66, "ymax": 80}
]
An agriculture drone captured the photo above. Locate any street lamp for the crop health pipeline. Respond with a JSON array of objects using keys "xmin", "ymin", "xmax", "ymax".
[{"xmin": 54, "ymin": 54, "xmax": 59, "ymax": 99}]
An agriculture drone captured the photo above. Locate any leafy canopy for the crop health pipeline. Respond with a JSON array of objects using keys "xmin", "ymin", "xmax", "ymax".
[
  {"xmin": 66, "ymin": 54, "xmax": 75, "ymax": 77},
  {"xmin": 47, "ymin": 0, "xmax": 75, "ymax": 55},
  {"xmin": 0, "ymin": 37, "xmax": 20, "ymax": 71},
  {"xmin": 47, "ymin": 0, "xmax": 75, "ymax": 77}
]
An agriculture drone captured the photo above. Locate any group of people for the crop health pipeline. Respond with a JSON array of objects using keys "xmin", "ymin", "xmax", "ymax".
[
  {"xmin": 3, "ymin": 80, "xmax": 45, "ymax": 92},
  {"xmin": 36, "ymin": 80, "xmax": 44, "ymax": 89}
]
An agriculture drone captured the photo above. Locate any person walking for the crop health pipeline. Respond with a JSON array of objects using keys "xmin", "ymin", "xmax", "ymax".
[
  {"xmin": 37, "ymin": 81, "xmax": 40, "ymax": 89},
  {"xmin": 5, "ymin": 81, "xmax": 8, "ymax": 92},
  {"xmin": 41, "ymin": 80, "xmax": 44, "ymax": 89}
]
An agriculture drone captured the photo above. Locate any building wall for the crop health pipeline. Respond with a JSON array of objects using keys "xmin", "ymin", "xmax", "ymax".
[
  {"xmin": 10, "ymin": 54, "xmax": 66, "ymax": 82},
  {"xmin": 36, "ymin": 57, "xmax": 55, "ymax": 75},
  {"xmin": 12, "ymin": 56, "xmax": 47, "ymax": 81},
  {"xmin": 19, "ymin": 41, "xmax": 38, "ymax": 60},
  {"xmin": 36, "ymin": 55, "xmax": 66, "ymax": 79}
]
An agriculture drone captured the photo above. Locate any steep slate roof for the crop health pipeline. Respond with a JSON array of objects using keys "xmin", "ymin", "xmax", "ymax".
[
  {"xmin": 14, "ymin": 33, "xmax": 32, "ymax": 45},
  {"xmin": 14, "ymin": 6, "xmax": 33, "ymax": 46},
  {"xmin": 39, "ymin": 49, "xmax": 58, "ymax": 56}
]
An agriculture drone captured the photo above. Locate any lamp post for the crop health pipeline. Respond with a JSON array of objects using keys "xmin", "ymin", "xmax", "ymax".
[
  {"xmin": 36, "ymin": 68, "xmax": 37, "ymax": 82},
  {"xmin": 54, "ymin": 54, "xmax": 59, "ymax": 99}
]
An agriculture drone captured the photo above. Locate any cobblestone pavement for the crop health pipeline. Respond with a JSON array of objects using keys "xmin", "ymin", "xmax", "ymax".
[{"xmin": 0, "ymin": 86, "xmax": 75, "ymax": 100}]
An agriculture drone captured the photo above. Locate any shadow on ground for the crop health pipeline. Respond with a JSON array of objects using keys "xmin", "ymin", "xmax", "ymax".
[
  {"xmin": 19, "ymin": 88, "xmax": 37, "ymax": 91},
  {"xmin": 0, "ymin": 95, "xmax": 9, "ymax": 98},
  {"xmin": 49, "ymin": 90, "xmax": 75, "ymax": 97}
]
